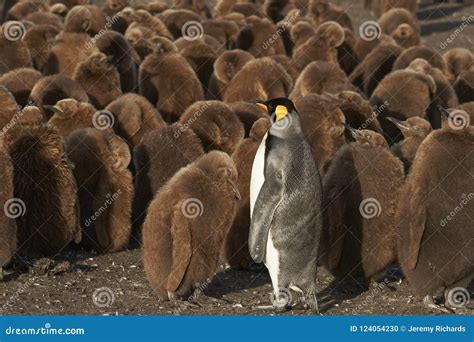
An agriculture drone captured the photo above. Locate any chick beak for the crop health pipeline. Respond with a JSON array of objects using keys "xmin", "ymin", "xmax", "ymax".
[
  {"xmin": 228, "ymin": 181, "xmax": 241, "ymax": 201},
  {"xmin": 344, "ymin": 123, "xmax": 362, "ymax": 139},
  {"xmin": 43, "ymin": 105, "xmax": 63, "ymax": 114},
  {"xmin": 386, "ymin": 117, "xmax": 409, "ymax": 130}
]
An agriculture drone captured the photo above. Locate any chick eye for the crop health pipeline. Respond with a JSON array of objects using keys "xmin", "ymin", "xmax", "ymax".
[
  {"xmin": 276, "ymin": 170, "xmax": 283, "ymax": 180},
  {"xmin": 226, "ymin": 168, "xmax": 232, "ymax": 177},
  {"xmin": 413, "ymin": 126, "xmax": 419, "ymax": 131}
]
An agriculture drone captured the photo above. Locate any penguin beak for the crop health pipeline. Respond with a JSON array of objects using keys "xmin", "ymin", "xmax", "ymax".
[
  {"xmin": 43, "ymin": 105, "xmax": 63, "ymax": 114},
  {"xmin": 386, "ymin": 117, "xmax": 410, "ymax": 130},
  {"xmin": 344, "ymin": 123, "xmax": 362, "ymax": 139},
  {"xmin": 275, "ymin": 105, "xmax": 288, "ymax": 121},
  {"xmin": 228, "ymin": 181, "xmax": 241, "ymax": 201}
]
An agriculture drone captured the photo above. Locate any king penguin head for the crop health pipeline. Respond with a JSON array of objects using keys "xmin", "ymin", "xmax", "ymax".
[{"xmin": 255, "ymin": 98, "xmax": 298, "ymax": 124}]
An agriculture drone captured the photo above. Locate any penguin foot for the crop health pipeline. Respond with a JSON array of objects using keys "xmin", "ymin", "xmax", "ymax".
[{"xmin": 423, "ymin": 295, "xmax": 452, "ymax": 313}]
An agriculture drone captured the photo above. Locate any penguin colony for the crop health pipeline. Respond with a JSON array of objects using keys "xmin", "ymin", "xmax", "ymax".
[{"xmin": 0, "ymin": 0, "xmax": 472, "ymax": 314}]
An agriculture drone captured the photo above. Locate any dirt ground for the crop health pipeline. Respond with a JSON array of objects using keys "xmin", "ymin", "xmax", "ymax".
[{"xmin": 0, "ymin": 1, "xmax": 473, "ymax": 316}]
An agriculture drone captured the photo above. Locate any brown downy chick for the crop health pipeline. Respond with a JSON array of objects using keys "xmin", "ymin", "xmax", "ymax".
[
  {"xmin": 72, "ymin": 52, "xmax": 122, "ymax": 109},
  {"xmin": 378, "ymin": 7, "xmax": 419, "ymax": 35},
  {"xmin": 132, "ymin": 124, "xmax": 204, "ymax": 240},
  {"xmin": 333, "ymin": 90, "xmax": 383, "ymax": 134},
  {"xmin": 370, "ymin": 69, "xmax": 436, "ymax": 144},
  {"xmin": 66, "ymin": 128, "xmax": 133, "ymax": 252},
  {"xmin": 393, "ymin": 46, "xmax": 447, "ymax": 72},
  {"xmin": 2, "ymin": 117, "xmax": 81, "ymax": 256},
  {"xmin": 179, "ymin": 100, "xmax": 244, "ymax": 155},
  {"xmin": 106, "ymin": 93, "xmax": 166, "ymax": 148},
  {"xmin": 407, "ymin": 58, "xmax": 458, "ymax": 129},
  {"xmin": 228, "ymin": 101, "xmax": 269, "ymax": 137},
  {"xmin": 29, "ymin": 74, "xmax": 89, "ymax": 120},
  {"xmin": 143, "ymin": 151, "xmax": 240, "ymax": 301},
  {"xmin": 391, "ymin": 23, "xmax": 420, "ymax": 49},
  {"xmin": 95, "ymin": 31, "xmax": 139, "ymax": 93},
  {"xmin": 223, "ymin": 57, "xmax": 293, "ymax": 103},
  {"xmin": 290, "ymin": 61, "xmax": 355, "ymax": 100},
  {"xmin": 386, "ymin": 116, "xmax": 431, "ymax": 173},
  {"xmin": 307, "ymin": 0, "xmax": 353, "ymax": 30},
  {"xmin": 0, "ymin": 146, "xmax": 16, "ymax": 280},
  {"xmin": 139, "ymin": 39, "xmax": 204, "ymax": 122},
  {"xmin": 235, "ymin": 15, "xmax": 286, "ymax": 57},
  {"xmin": 210, "ymin": 49, "xmax": 254, "ymax": 100},
  {"xmin": 43, "ymin": 6, "xmax": 98, "ymax": 77},
  {"xmin": 158, "ymin": 9, "xmax": 201, "ymax": 39},
  {"xmin": 47, "ymin": 99, "xmax": 97, "ymax": 139},
  {"xmin": 294, "ymin": 94, "xmax": 346, "ymax": 175},
  {"xmin": 443, "ymin": 48, "xmax": 473, "ymax": 81},
  {"xmin": 320, "ymin": 127, "xmax": 404, "ymax": 289},
  {"xmin": 292, "ymin": 21, "xmax": 345, "ymax": 72},
  {"xmin": 0, "ymin": 21, "xmax": 33, "ymax": 75},
  {"xmin": 397, "ymin": 125, "xmax": 474, "ymax": 311},
  {"xmin": 23, "ymin": 24, "xmax": 60, "ymax": 72},
  {"xmin": 350, "ymin": 42, "xmax": 402, "ymax": 98},
  {"xmin": 0, "ymin": 85, "xmax": 19, "ymax": 130},
  {"xmin": 0, "ymin": 68, "xmax": 42, "ymax": 107}
]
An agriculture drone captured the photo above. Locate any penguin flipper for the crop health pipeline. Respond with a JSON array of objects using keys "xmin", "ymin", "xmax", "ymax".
[
  {"xmin": 249, "ymin": 176, "xmax": 283, "ymax": 263},
  {"xmin": 166, "ymin": 202, "xmax": 193, "ymax": 292}
]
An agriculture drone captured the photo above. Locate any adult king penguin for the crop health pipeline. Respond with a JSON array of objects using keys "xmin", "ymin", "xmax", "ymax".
[{"xmin": 249, "ymin": 98, "xmax": 323, "ymax": 312}]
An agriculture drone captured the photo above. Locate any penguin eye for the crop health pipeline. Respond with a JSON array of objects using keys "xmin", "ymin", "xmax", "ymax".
[
  {"xmin": 413, "ymin": 126, "xmax": 419, "ymax": 131},
  {"xmin": 276, "ymin": 170, "xmax": 283, "ymax": 180},
  {"xmin": 226, "ymin": 168, "xmax": 232, "ymax": 177}
]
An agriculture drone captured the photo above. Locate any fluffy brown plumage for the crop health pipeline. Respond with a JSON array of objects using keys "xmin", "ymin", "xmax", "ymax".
[
  {"xmin": 235, "ymin": 15, "xmax": 286, "ymax": 57},
  {"xmin": 0, "ymin": 147, "xmax": 16, "ymax": 279},
  {"xmin": 47, "ymin": 99, "xmax": 97, "ymax": 139},
  {"xmin": 0, "ymin": 68, "xmax": 42, "ymax": 107},
  {"xmin": 291, "ymin": 61, "xmax": 355, "ymax": 100},
  {"xmin": 43, "ymin": 6, "xmax": 98, "ymax": 77},
  {"xmin": 294, "ymin": 94, "xmax": 346, "ymax": 175},
  {"xmin": 387, "ymin": 116, "xmax": 432, "ymax": 173},
  {"xmin": 223, "ymin": 57, "xmax": 292, "ymax": 103},
  {"xmin": 132, "ymin": 124, "xmax": 204, "ymax": 239},
  {"xmin": 228, "ymin": 101, "xmax": 268, "ymax": 137},
  {"xmin": 209, "ymin": 49, "xmax": 254, "ymax": 100},
  {"xmin": 106, "ymin": 93, "xmax": 166, "ymax": 148},
  {"xmin": 22, "ymin": 24, "xmax": 60, "ymax": 72},
  {"xmin": 320, "ymin": 129, "xmax": 404, "ymax": 288},
  {"xmin": 179, "ymin": 100, "xmax": 244, "ymax": 154},
  {"xmin": 292, "ymin": 21, "xmax": 345, "ymax": 72},
  {"xmin": 143, "ymin": 151, "xmax": 240, "ymax": 300},
  {"xmin": 350, "ymin": 41, "xmax": 402, "ymax": 97},
  {"xmin": 73, "ymin": 52, "xmax": 122, "ymax": 109},
  {"xmin": 370, "ymin": 69, "xmax": 436, "ymax": 144},
  {"xmin": 397, "ymin": 126, "xmax": 474, "ymax": 301},
  {"xmin": 139, "ymin": 42, "xmax": 204, "ymax": 122},
  {"xmin": 2, "ymin": 119, "xmax": 81, "ymax": 255},
  {"xmin": 30, "ymin": 74, "xmax": 89, "ymax": 119},
  {"xmin": 0, "ymin": 21, "xmax": 33, "ymax": 75},
  {"xmin": 66, "ymin": 128, "xmax": 132, "ymax": 252}
]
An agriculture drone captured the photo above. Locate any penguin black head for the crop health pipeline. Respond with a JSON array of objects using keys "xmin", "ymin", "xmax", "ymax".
[{"xmin": 254, "ymin": 97, "xmax": 297, "ymax": 123}]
